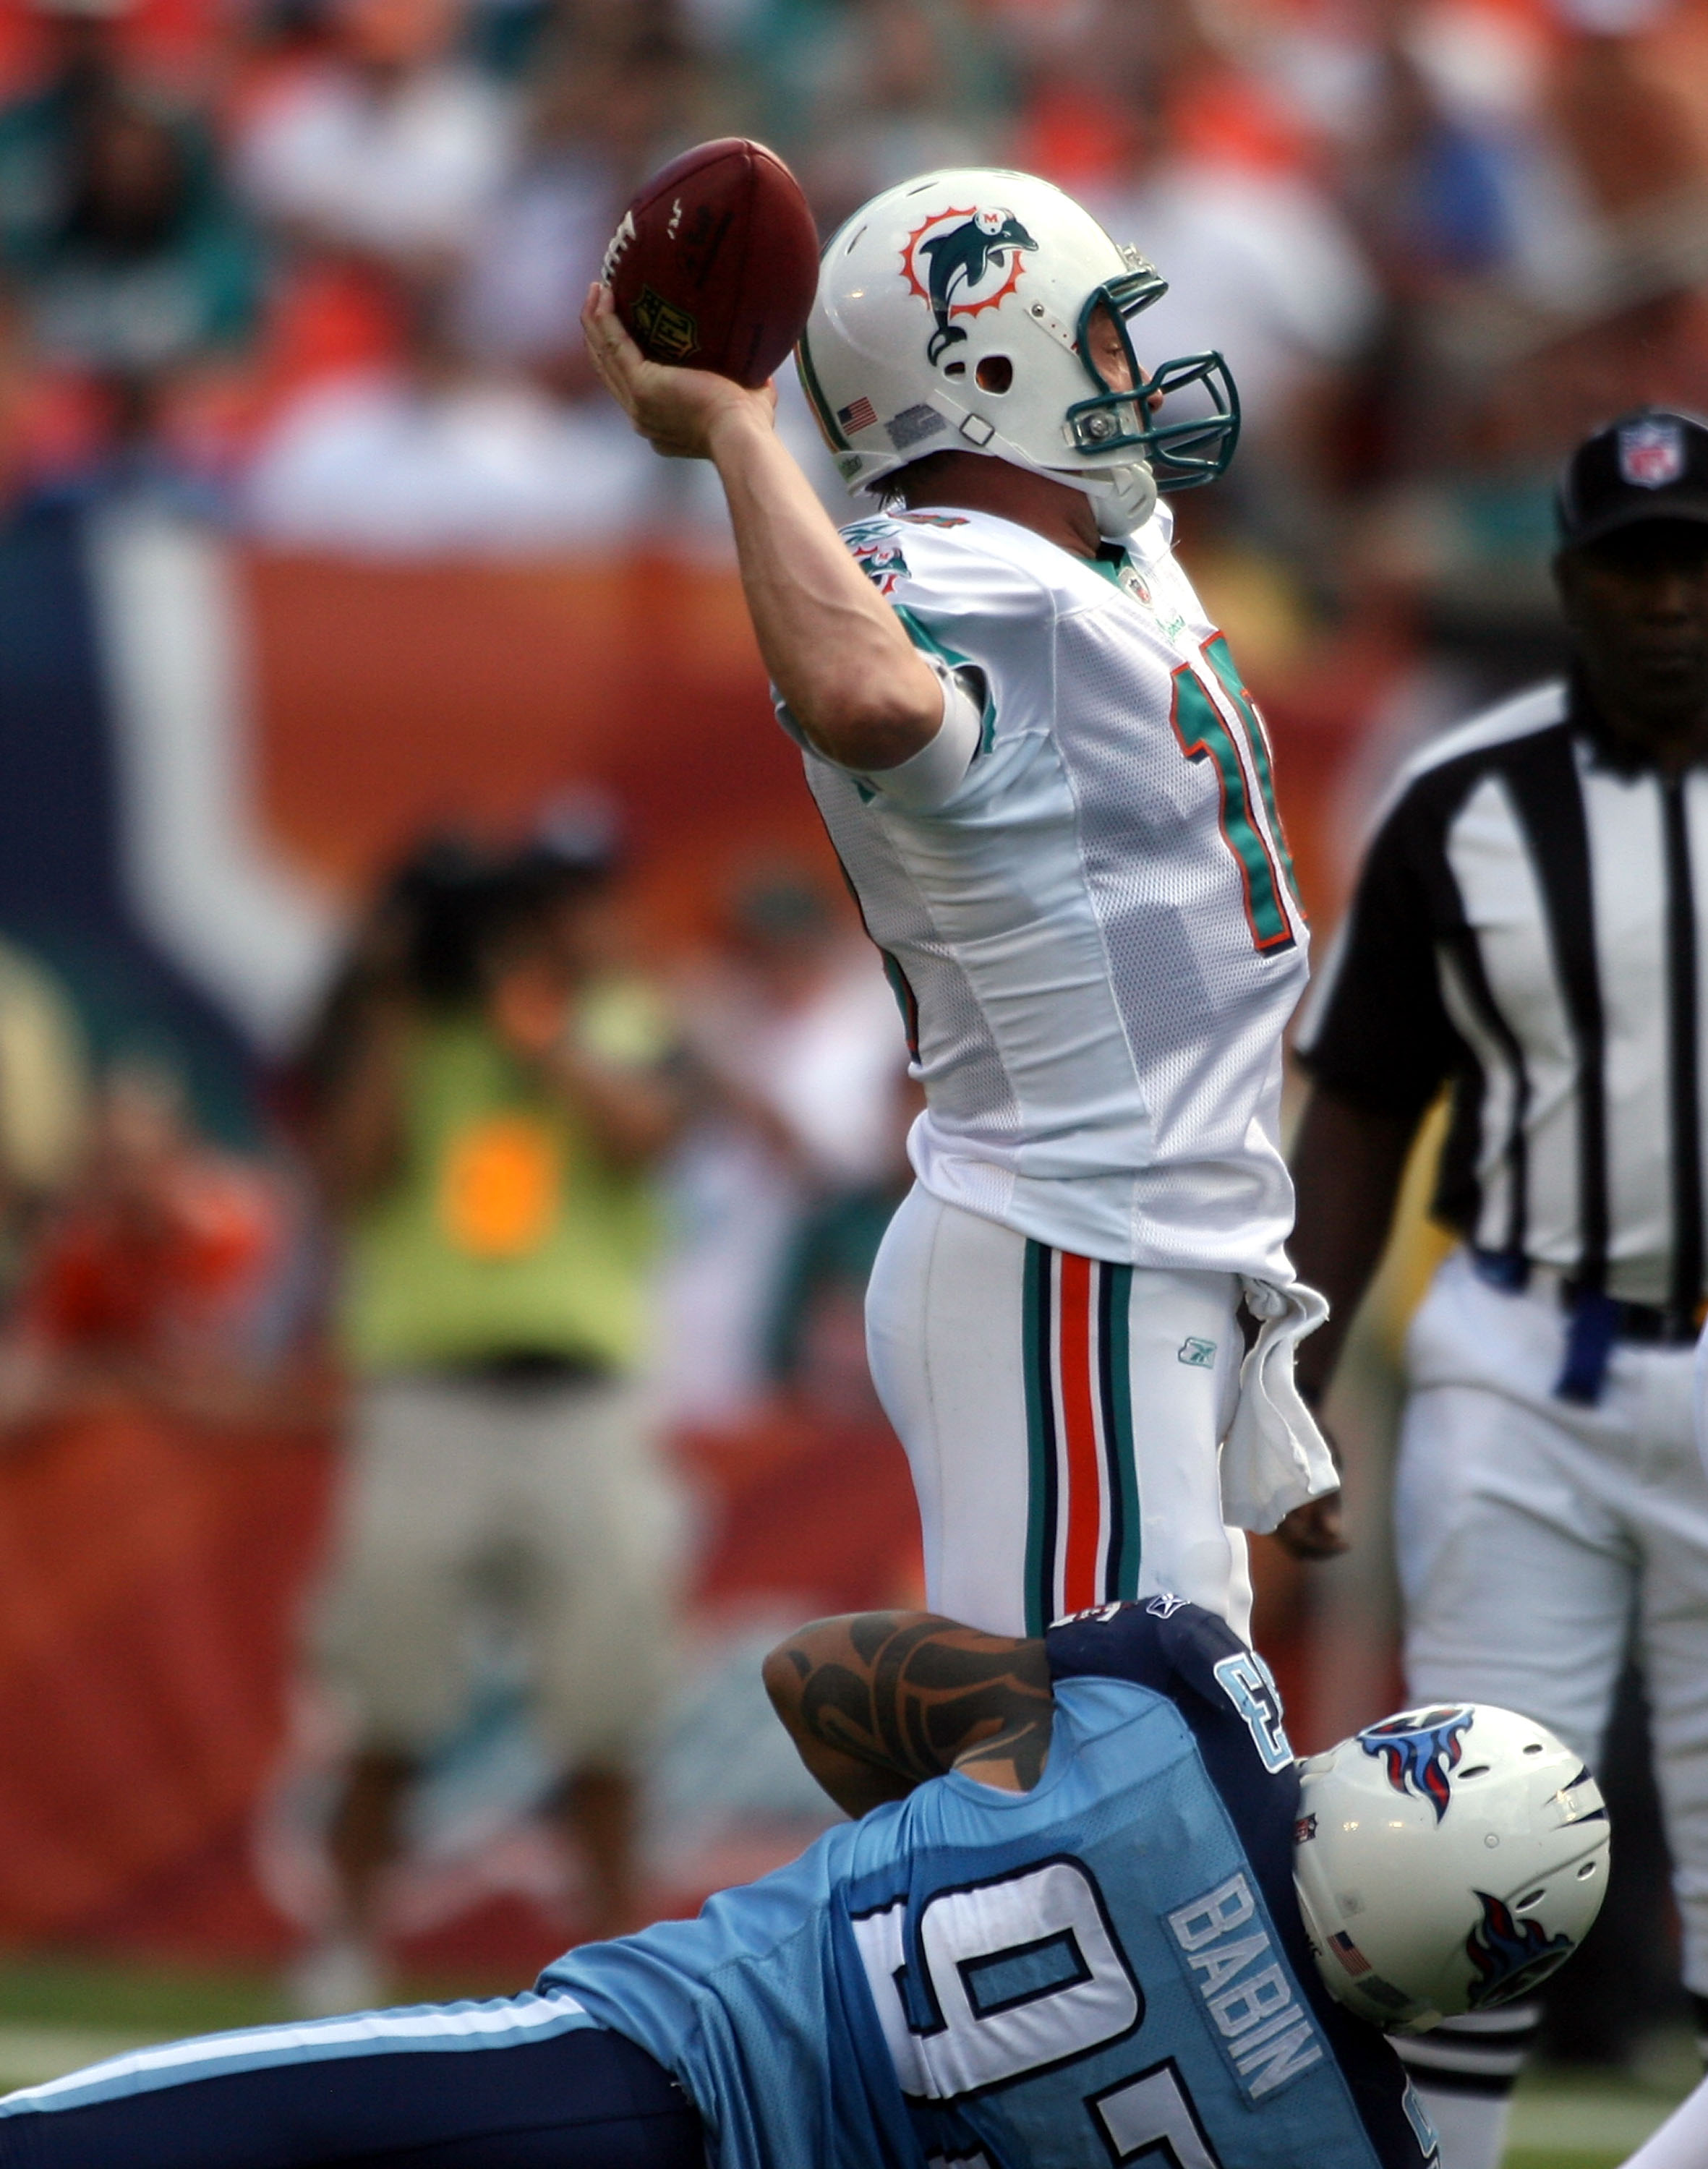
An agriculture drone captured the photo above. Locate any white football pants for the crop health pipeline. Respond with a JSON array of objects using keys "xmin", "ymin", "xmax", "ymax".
[
  {"xmin": 1397, "ymin": 1245, "xmax": 1708, "ymax": 1993},
  {"xmin": 865, "ymin": 1184, "xmax": 1252, "ymax": 1639}
]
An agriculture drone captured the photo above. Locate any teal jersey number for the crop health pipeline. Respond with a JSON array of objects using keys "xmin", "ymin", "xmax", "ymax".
[
  {"xmin": 1169, "ymin": 636, "xmax": 1302, "ymax": 954},
  {"xmin": 1200, "ymin": 636, "xmax": 1302, "ymax": 909}
]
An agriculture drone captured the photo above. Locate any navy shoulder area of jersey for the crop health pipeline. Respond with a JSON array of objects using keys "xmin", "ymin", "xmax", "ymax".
[
  {"xmin": 1046, "ymin": 1598, "xmax": 1295, "ymax": 1781},
  {"xmin": 1048, "ymin": 1599, "xmax": 1436, "ymax": 2168}
]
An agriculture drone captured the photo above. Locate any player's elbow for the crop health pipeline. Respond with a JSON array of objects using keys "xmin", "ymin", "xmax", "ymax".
[
  {"xmin": 761, "ymin": 1640, "xmax": 808, "ymax": 1737},
  {"xmin": 795, "ymin": 667, "xmax": 943, "ymax": 773}
]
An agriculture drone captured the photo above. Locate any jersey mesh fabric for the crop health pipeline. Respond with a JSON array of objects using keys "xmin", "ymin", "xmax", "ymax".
[
  {"xmin": 543, "ymin": 1606, "xmax": 1427, "ymax": 2169},
  {"xmin": 795, "ymin": 507, "xmax": 1308, "ymax": 1272},
  {"xmin": 1053, "ymin": 611, "xmax": 1297, "ymax": 1265},
  {"xmin": 814, "ymin": 784, "xmax": 1025, "ymax": 1150}
]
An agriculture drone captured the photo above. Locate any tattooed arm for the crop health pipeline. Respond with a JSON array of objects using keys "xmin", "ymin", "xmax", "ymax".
[{"xmin": 761, "ymin": 1612, "xmax": 1056, "ymax": 1818}]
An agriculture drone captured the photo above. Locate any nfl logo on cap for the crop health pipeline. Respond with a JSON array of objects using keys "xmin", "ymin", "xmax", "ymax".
[{"xmin": 1619, "ymin": 416, "xmax": 1686, "ymax": 489}]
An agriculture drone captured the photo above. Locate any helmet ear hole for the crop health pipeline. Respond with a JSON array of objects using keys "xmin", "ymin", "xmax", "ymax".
[{"xmin": 975, "ymin": 354, "xmax": 1013, "ymax": 394}]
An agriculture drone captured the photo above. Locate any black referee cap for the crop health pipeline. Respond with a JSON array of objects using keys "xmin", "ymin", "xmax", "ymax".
[{"xmin": 1557, "ymin": 408, "xmax": 1708, "ymax": 549}]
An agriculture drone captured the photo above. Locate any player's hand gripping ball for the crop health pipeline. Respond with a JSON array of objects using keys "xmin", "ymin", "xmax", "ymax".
[{"xmin": 602, "ymin": 138, "xmax": 819, "ymax": 388}]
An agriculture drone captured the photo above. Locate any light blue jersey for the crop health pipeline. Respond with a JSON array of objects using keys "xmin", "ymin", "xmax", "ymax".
[
  {"xmin": 1, "ymin": 1605, "xmax": 1432, "ymax": 2169},
  {"xmin": 545, "ymin": 1602, "xmax": 1432, "ymax": 2169}
]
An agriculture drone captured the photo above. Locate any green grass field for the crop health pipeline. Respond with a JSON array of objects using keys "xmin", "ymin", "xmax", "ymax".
[
  {"xmin": 1501, "ymin": 2026, "xmax": 1697, "ymax": 2168},
  {"xmin": 0, "ymin": 1958, "xmax": 1691, "ymax": 2165}
]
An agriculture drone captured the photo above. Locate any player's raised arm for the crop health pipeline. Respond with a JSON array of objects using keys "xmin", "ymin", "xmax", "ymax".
[
  {"xmin": 580, "ymin": 285, "xmax": 943, "ymax": 773},
  {"xmin": 761, "ymin": 1611, "xmax": 1055, "ymax": 1817}
]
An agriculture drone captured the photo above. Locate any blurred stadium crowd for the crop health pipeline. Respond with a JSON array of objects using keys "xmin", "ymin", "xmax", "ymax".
[
  {"xmin": 0, "ymin": 0, "xmax": 1704, "ymax": 586},
  {"xmin": 0, "ymin": 0, "xmax": 1705, "ymax": 2064}
]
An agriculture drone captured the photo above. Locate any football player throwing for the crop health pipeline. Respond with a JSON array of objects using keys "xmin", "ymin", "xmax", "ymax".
[{"xmin": 584, "ymin": 168, "xmax": 1336, "ymax": 1640}]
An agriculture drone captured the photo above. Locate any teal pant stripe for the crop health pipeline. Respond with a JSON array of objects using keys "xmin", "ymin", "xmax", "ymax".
[
  {"xmin": 1020, "ymin": 1239, "xmax": 1056, "ymax": 1638},
  {"xmin": 1100, "ymin": 1262, "xmax": 1140, "ymax": 1599}
]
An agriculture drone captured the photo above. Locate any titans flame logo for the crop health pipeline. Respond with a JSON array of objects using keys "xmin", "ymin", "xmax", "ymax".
[
  {"xmin": 1466, "ymin": 1891, "xmax": 1574, "ymax": 2008},
  {"xmin": 1357, "ymin": 1706, "xmax": 1475, "ymax": 1823}
]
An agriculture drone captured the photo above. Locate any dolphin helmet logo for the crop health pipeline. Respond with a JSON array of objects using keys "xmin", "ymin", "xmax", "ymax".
[
  {"xmin": 1357, "ymin": 1706, "xmax": 1475, "ymax": 1823},
  {"xmin": 902, "ymin": 205, "xmax": 1038, "ymax": 365},
  {"xmin": 1465, "ymin": 1891, "xmax": 1574, "ymax": 2008}
]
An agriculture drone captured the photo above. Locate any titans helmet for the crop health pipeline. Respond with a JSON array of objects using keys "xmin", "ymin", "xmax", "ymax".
[
  {"xmin": 794, "ymin": 168, "xmax": 1239, "ymax": 539},
  {"xmin": 1292, "ymin": 1703, "xmax": 1609, "ymax": 2034}
]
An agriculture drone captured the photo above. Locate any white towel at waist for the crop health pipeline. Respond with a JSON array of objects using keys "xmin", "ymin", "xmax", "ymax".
[{"xmin": 1221, "ymin": 1276, "xmax": 1336, "ymax": 1532}]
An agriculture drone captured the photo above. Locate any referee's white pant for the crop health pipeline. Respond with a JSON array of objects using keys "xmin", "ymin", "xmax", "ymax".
[
  {"xmin": 865, "ymin": 1184, "xmax": 1252, "ymax": 1640},
  {"xmin": 1398, "ymin": 1244, "xmax": 1708, "ymax": 1994}
]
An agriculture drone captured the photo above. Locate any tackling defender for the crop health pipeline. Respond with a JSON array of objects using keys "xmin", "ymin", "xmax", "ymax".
[
  {"xmin": 0, "ymin": 1596, "xmax": 1608, "ymax": 2168},
  {"xmin": 583, "ymin": 168, "xmax": 1337, "ymax": 1642}
]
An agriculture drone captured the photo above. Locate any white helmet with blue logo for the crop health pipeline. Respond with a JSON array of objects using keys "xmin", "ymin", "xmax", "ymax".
[
  {"xmin": 1292, "ymin": 1703, "xmax": 1609, "ymax": 2034},
  {"xmin": 794, "ymin": 168, "xmax": 1239, "ymax": 539}
]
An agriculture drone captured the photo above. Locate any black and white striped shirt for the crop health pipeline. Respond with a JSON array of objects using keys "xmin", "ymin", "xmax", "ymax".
[{"xmin": 1297, "ymin": 679, "xmax": 1708, "ymax": 1316}]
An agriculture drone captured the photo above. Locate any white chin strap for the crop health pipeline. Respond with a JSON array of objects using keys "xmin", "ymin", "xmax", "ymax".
[{"xmin": 1076, "ymin": 460, "xmax": 1158, "ymax": 539}]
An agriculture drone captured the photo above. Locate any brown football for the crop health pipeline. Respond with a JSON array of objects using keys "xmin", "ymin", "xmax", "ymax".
[{"xmin": 602, "ymin": 139, "xmax": 821, "ymax": 389}]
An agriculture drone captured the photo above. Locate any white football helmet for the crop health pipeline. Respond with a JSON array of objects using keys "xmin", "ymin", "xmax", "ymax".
[
  {"xmin": 1292, "ymin": 1704, "xmax": 1609, "ymax": 2035},
  {"xmin": 794, "ymin": 168, "xmax": 1239, "ymax": 539}
]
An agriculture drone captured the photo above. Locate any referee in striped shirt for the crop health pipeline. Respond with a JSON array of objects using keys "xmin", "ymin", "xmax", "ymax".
[{"xmin": 1286, "ymin": 411, "xmax": 1708, "ymax": 2169}]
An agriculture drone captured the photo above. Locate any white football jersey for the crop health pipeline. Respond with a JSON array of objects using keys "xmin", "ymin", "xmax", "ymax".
[{"xmin": 780, "ymin": 504, "xmax": 1310, "ymax": 1275}]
